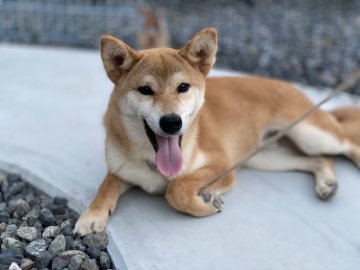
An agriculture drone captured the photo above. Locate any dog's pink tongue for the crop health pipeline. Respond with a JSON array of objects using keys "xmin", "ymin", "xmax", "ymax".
[{"xmin": 155, "ymin": 135, "xmax": 183, "ymax": 177}]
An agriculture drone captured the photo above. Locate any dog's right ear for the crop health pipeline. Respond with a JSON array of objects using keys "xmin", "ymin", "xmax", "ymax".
[{"xmin": 100, "ymin": 35, "xmax": 141, "ymax": 84}]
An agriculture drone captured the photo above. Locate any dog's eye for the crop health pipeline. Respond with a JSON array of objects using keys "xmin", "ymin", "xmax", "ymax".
[
  {"xmin": 138, "ymin": 86, "xmax": 154, "ymax": 95},
  {"xmin": 177, "ymin": 83, "xmax": 190, "ymax": 93}
]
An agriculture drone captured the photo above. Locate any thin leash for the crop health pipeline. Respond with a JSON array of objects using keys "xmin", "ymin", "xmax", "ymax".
[{"xmin": 198, "ymin": 70, "xmax": 360, "ymax": 196}]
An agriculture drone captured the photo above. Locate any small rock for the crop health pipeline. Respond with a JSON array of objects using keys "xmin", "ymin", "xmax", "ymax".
[
  {"xmin": 72, "ymin": 239, "xmax": 86, "ymax": 252},
  {"xmin": 8, "ymin": 217, "xmax": 21, "ymax": 226},
  {"xmin": 18, "ymin": 220, "xmax": 29, "ymax": 229},
  {"xmin": 62, "ymin": 226, "xmax": 74, "ymax": 238},
  {"xmin": 40, "ymin": 195, "xmax": 52, "ymax": 209},
  {"xmin": 33, "ymin": 220, "xmax": 43, "ymax": 232},
  {"xmin": 55, "ymin": 215, "xmax": 65, "ymax": 225},
  {"xmin": 80, "ymin": 259, "xmax": 99, "ymax": 270},
  {"xmin": 24, "ymin": 192, "xmax": 35, "ymax": 205},
  {"xmin": 65, "ymin": 236, "xmax": 73, "ymax": 250},
  {"xmin": 99, "ymin": 252, "xmax": 111, "ymax": 270},
  {"xmin": 51, "ymin": 257, "xmax": 69, "ymax": 270},
  {"xmin": 11, "ymin": 199, "xmax": 31, "ymax": 218},
  {"xmin": 9, "ymin": 262, "xmax": 21, "ymax": 270},
  {"xmin": 1, "ymin": 224, "xmax": 17, "ymax": 239},
  {"xmin": 1, "ymin": 237, "xmax": 26, "ymax": 253},
  {"xmin": 7, "ymin": 173, "xmax": 21, "ymax": 183},
  {"xmin": 86, "ymin": 246, "xmax": 101, "ymax": 261},
  {"xmin": 49, "ymin": 235, "xmax": 66, "ymax": 255},
  {"xmin": 0, "ymin": 202, "xmax": 6, "ymax": 211},
  {"xmin": 50, "ymin": 205, "xmax": 66, "ymax": 215},
  {"xmin": 34, "ymin": 251, "xmax": 52, "ymax": 269},
  {"xmin": 58, "ymin": 250, "xmax": 90, "ymax": 261},
  {"xmin": 0, "ymin": 250, "xmax": 23, "ymax": 269},
  {"xmin": 39, "ymin": 208, "xmax": 57, "ymax": 226},
  {"xmin": 20, "ymin": 258, "xmax": 34, "ymax": 270},
  {"xmin": 25, "ymin": 238, "xmax": 49, "ymax": 258},
  {"xmin": 68, "ymin": 255, "xmax": 83, "ymax": 270},
  {"xmin": 16, "ymin": 227, "xmax": 39, "ymax": 241},
  {"xmin": 24, "ymin": 209, "xmax": 40, "ymax": 226},
  {"xmin": 0, "ymin": 211, "xmax": 10, "ymax": 223},
  {"xmin": 44, "ymin": 237, "xmax": 53, "ymax": 245},
  {"xmin": 4, "ymin": 181, "xmax": 27, "ymax": 201},
  {"xmin": 43, "ymin": 225, "xmax": 61, "ymax": 238},
  {"xmin": 65, "ymin": 210, "xmax": 78, "ymax": 221},
  {"xmin": 60, "ymin": 219, "xmax": 73, "ymax": 230},
  {"xmin": 54, "ymin": 197, "xmax": 68, "ymax": 206},
  {"xmin": 82, "ymin": 233, "xmax": 108, "ymax": 250},
  {"xmin": 0, "ymin": 222, "xmax": 6, "ymax": 233}
]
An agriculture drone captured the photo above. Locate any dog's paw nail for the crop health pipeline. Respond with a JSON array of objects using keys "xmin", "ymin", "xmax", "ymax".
[
  {"xmin": 218, "ymin": 196, "xmax": 224, "ymax": 204},
  {"xmin": 213, "ymin": 197, "xmax": 223, "ymax": 210},
  {"xmin": 200, "ymin": 192, "xmax": 212, "ymax": 203}
]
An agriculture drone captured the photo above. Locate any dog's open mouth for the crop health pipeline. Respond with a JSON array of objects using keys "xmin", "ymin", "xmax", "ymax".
[{"xmin": 144, "ymin": 120, "xmax": 183, "ymax": 178}]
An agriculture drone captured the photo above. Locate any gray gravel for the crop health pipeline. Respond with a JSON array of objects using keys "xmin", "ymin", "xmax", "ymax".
[
  {"xmin": 0, "ymin": 171, "xmax": 115, "ymax": 269},
  {"xmin": 43, "ymin": 226, "xmax": 61, "ymax": 238},
  {"xmin": 68, "ymin": 255, "xmax": 83, "ymax": 270},
  {"xmin": 1, "ymin": 0, "xmax": 359, "ymax": 95},
  {"xmin": 16, "ymin": 227, "xmax": 38, "ymax": 242}
]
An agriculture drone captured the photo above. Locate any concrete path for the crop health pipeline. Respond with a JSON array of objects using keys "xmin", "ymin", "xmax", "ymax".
[{"xmin": 1, "ymin": 44, "xmax": 360, "ymax": 270}]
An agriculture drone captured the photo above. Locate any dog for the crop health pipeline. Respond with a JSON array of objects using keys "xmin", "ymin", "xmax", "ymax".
[{"xmin": 74, "ymin": 28, "xmax": 360, "ymax": 235}]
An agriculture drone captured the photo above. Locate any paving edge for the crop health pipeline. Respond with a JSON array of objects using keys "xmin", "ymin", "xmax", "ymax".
[{"xmin": 0, "ymin": 159, "xmax": 128, "ymax": 270}]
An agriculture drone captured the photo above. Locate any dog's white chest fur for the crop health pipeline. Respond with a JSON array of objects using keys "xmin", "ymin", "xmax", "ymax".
[{"xmin": 105, "ymin": 134, "xmax": 168, "ymax": 194}]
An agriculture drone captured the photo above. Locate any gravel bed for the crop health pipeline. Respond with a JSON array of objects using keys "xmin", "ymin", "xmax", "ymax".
[
  {"xmin": 0, "ymin": 171, "xmax": 114, "ymax": 270},
  {"xmin": 1, "ymin": 0, "xmax": 359, "ymax": 94}
]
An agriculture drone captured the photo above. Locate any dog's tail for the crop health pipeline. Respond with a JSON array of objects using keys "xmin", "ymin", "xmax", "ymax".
[{"xmin": 330, "ymin": 106, "xmax": 360, "ymax": 147}]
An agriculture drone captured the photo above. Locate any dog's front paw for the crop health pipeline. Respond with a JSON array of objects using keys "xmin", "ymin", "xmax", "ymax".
[
  {"xmin": 199, "ymin": 191, "xmax": 224, "ymax": 212},
  {"xmin": 166, "ymin": 185, "xmax": 224, "ymax": 217},
  {"xmin": 74, "ymin": 208, "xmax": 110, "ymax": 236}
]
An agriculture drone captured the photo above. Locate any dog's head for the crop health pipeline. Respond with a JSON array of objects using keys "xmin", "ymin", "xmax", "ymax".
[{"xmin": 101, "ymin": 28, "xmax": 217, "ymax": 178}]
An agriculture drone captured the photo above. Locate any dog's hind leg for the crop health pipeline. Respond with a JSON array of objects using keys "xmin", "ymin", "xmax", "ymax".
[
  {"xmin": 74, "ymin": 172, "xmax": 132, "ymax": 235},
  {"xmin": 286, "ymin": 111, "xmax": 360, "ymax": 169},
  {"xmin": 330, "ymin": 107, "xmax": 360, "ymax": 168},
  {"xmin": 246, "ymin": 142, "xmax": 337, "ymax": 200}
]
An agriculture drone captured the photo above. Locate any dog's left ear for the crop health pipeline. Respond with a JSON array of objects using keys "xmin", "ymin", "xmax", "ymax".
[{"xmin": 179, "ymin": 28, "xmax": 218, "ymax": 77}]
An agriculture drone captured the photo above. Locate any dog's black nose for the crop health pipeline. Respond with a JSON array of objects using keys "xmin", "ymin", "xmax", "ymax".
[{"xmin": 159, "ymin": 114, "xmax": 182, "ymax": 134}]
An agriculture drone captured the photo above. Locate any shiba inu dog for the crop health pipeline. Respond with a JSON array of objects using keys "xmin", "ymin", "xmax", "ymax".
[{"xmin": 74, "ymin": 28, "xmax": 360, "ymax": 235}]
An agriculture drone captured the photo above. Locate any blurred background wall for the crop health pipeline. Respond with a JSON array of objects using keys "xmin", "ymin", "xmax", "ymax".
[{"xmin": 1, "ymin": 0, "xmax": 359, "ymax": 94}]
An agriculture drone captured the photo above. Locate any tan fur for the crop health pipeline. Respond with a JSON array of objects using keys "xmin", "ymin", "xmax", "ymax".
[
  {"xmin": 331, "ymin": 107, "xmax": 360, "ymax": 147},
  {"xmin": 75, "ymin": 28, "xmax": 360, "ymax": 235}
]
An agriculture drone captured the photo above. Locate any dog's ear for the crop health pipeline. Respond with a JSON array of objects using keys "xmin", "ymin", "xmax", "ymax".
[
  {"xmin": 100, "ymin": 35, "xmax": 141, "ymax": 84},
  {"xmin": 179, "ymin": 28, "xmax": 217, "ymax": 77}
]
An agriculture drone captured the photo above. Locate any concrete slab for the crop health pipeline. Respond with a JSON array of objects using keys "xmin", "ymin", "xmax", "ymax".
[{"xmin": 1, "ymin": 44, "xmax": 360, "ymax": 270}]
